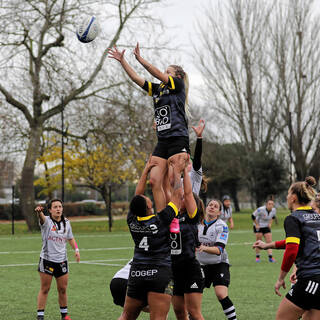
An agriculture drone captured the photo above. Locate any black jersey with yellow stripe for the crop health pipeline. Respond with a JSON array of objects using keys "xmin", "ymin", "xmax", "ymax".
[
  {"xmin": 127, "ymin": 202, "xmax": 178, "ymax": 267},
  {"xmin": 284, "ymin": 206, "xmax": 320, "ymax": 278},
  {"xmin": 142, "ymin": 77, "xmax": 188, "ymax": 138},
  {"xmin": 171, "ymin": 208, "xmax": 200, "ymax": 264}
]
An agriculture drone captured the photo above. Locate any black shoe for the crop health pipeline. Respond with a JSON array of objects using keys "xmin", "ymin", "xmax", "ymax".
[{"xmin": 37, "ymin": 317, "xmax": 44, "ymax": 320}]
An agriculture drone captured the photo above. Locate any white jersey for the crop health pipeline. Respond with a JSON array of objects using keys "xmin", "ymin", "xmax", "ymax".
[
  {"xmin": 40, "ymin": 216, "xmax": 74, "ymax": 263},
  {"xmin": 252, "ymin": 206, "xmax": 276, "ymax": 228},
  {"xmin": 220, "ymin": 205, "xmax": 232, "ymax": 222},
  {"xmin": 196, "ymin": 219, "xmax": 229, "ymax": 265},
  {"xmin": 190, "ymin": 166, "xmax": 202, "ymax": 195},
  {"xmin": 113, "ymin": 259, "xmax": 132, "ymax": 280}
]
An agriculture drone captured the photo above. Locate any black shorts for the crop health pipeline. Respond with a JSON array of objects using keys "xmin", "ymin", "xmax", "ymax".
[
  {"xmin": 202, "ymin": 263, "xmax": 230, "ymax": 288},
  {"xmin": 127, "ymin": 264, "xmax": 173, "ymax": 305},
  {"xmin": 172, "ymin": 258, "xmax": 204, "ymax": 296},
  {"xmin": 38, "ymin": 257, "xmax": 68, "ymax": 278},
  {"xmin": 152, "ymin": 136, "xmax": 190, "ymax": 160},
  {"xmin": 253, "ymin": 226, "xmax": 271, "ymax": 234},
  {"xmin": 286, "ymin": 276, "xmax": 320, "ymax": 310},
  {"xmin": 110, "ymin": 278, "xmax": 128, "ymax": 307}
]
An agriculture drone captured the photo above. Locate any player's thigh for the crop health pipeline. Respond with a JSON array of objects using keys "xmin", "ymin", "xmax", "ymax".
[
  {"xmin": 302, "ymin": 309, "xmax": 320, "ymax": 320},
  {"xmin": 120, "ymin": 296, "xmax": 144, "ymax": 320},
  {"xmin": 56, "ymin": 273, "xmax": 69, "ymax": 291},
  {"xmin": 39, "ymin": 272, "xmax": 53, "ymax": 290},
  {"xmin": 276, "ymin": 297, "xmax": 305, "ymax": 320},
  {"xmin": 148, "ymin": 292, "xmax": 171, "ymax": 320},
  {"xmin": 255, "ymin": 232, "xmax": 263, "ymax": 241},
  {"xmin": 264, "ymin": 232, "xmax": 273, "ymax": 242}
]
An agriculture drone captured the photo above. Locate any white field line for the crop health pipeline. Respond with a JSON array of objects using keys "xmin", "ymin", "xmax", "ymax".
[
  {"xmin": 0, "ymin": 258, "xmax": 129, "ymax": 268},
  {"xmin": 0, "ymin": 233, "xmax": 131, "ymax": 240},
  {"xmin": 0, "ymin": 247, "xmax": 133, "ymax": 255},
  {"xmin": 0, "ymin": 228, "xmax": 284, "ymax": 241},
  {"xmin": 0, "ymin": 240, "xmax": 262, "ymax": 256}
]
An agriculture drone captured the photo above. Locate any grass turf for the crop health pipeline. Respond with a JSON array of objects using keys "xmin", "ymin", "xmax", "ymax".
[{"xmin": 0, "ymin": 211, "xmax": 290, "ymax": 319}]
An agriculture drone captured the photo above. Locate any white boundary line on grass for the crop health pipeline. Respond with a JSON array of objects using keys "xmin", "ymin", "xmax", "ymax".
[
  {"xmin": 0, "ymin": 228, "xmax": 284, "ymax": 240},
  {"xmin": 0, "ymin": 247, "xmax": 133, "ymax": 254},
  {"xmin": 0, "ymin": 240, "xmax": 261, "ymax": 256},
  {"xmin": 0, "ymin": 258, "xmax": 129, "ymax": 268}
]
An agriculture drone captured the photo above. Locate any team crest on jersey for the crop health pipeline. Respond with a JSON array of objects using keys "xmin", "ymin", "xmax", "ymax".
[{"xmin": 51, "ymin": 225, "xmax": 57, "ymax": 231}]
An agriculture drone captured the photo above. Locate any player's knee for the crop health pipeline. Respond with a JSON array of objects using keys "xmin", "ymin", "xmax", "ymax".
[
  {"xmin": 173, "ymin": 306, "xmax": 187, "ymax": 319},
  {"xmin": 58, "ymin": 286, "xmax": 67, "ymax": 295},
  {"xmin": 40, "ymin": 287, "xmax": 50, "ymax": 295}
]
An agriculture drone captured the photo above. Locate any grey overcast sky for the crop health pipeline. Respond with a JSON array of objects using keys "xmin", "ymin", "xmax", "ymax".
[{"xmin": 152, "ymin": 0, "xmax": 214, "ymax": 103}]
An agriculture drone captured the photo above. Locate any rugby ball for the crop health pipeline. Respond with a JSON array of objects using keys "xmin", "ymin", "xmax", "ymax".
[{"xmin": 76, "ymin": 16, "xmax": 99, "ymax": 43}]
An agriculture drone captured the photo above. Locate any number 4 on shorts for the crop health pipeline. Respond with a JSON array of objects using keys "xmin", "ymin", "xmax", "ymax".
[{"xmin": 139, "ymin": 236, "xmax": 149, "ymax": 251}]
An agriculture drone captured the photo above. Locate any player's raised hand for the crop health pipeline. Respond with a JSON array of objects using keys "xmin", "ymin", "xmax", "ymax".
[
  {"xmin": 35, "ymin": 205, "xmax": 44, "ymax": 215},
  {"xmin": 107, "ymin": 46, "xmax": 125, "ymax": 62},
  {"xmin": 192, "ymin": 119, "xmax": 205, "ymax": 138},
  {"xmin": 133, "ymin": 42, "xmax": 141, "ymax": 60}
]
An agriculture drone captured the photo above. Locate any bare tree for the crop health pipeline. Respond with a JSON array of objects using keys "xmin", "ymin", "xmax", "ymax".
[
  {"xmin": 269, "ymin": 0, "xmax": 320, "ymax": 181},
  {"xmin": 0, "ymin": 0, "xmax": 163, "ymax": 230},
  {"xmin": 195, "ymin": 0, "xmax": 280, "ymax": 154}
]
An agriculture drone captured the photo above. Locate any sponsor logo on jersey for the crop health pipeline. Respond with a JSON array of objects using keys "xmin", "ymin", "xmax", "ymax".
[
  {"xmin": 223, "ymin": 226, "xmax": 228, "ymax": 233},
  {"xmin": 131, "ymin": 269, "xmax": 158, "ymax": 277},
  {"xmin": 220, "ymin": 233, "xmax": 227, "ymax": 240},
  {"xmin": 220, "ymin": 273, "xmax": 224, "ymax": 278},
  {"xmin": 51, "ymin": 225, "xmax": 57, "ymax": 231}
]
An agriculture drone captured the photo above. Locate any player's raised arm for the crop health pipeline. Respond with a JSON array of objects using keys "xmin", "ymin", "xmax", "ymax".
[
  {"xmin": 107, "ymin": 45, "xmax": 145, "ymax": 88},
  {"xmin": 35, "ymin": 205, "xmax": 46, "ymax": 225},
  {"xmin": 135, "ymin": 155, "xmax": 156, "ymax": 196},
  {"xmin": 133, "ymin": 42, "xmax": 170, "ymax": 84}
]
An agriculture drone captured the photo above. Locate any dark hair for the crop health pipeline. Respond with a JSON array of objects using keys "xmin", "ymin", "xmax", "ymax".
[
  {"xmin": 266, "ymin": 195, "xmax": 275, "ymax": 204},
  {"xmin": 193, "ymin": 193, "xmax": 205, "ymax": 223},
  {"xmin": 290, "ymin": 176, "xmax": 317, "ymax": 205},
  {"xmin": 130, "ymin": 195, "xmax": 147, "ymax": 217},
  {"xmin": 222, "ymin": 195, "xmax": 230, "ymax": 202},
  {"xmin": 47, "ymin": 198, "xmax": 66, "ymax": 233}
]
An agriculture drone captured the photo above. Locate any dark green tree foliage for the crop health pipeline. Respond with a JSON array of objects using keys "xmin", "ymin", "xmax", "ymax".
[
  {"xmin": 201, "ymin": 141, "xmax": 245, "ymax": 211},
  {"xmin": 247, "ymin": 152, "xmax": 288, "ymax": 207}
]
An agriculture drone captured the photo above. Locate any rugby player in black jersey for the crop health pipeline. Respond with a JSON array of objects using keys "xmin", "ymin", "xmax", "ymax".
[
  {"xmin": 253, "ymin": 176, "xmax": 320, "ymax": 320},
  {"xmin": 108, "ymin": 43, "xmax": 190, "ymax": 214},
  {"xmin": 171, "ymin": 166, "xmax": 205, "ymax": 320},
  {"xmin": 118, "ymin": 157, "xmax": 183, "ymax": 320}
]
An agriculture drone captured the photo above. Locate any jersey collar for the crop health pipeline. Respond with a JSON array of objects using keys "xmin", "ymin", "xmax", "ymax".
[
  {"xmin": 137, "ymin": 214, "xmax": 155, "ymax": 221},
  {"xmin": 296, "ymin": 206, "xmax": 313, "ymax": 211}
]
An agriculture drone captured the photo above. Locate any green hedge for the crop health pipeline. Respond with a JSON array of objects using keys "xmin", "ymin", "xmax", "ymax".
[{"xmin": 0, "ymin": 201, "xmax": 129, "ymax": 220}]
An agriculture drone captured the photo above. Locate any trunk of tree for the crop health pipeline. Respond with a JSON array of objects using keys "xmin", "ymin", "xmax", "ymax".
[
  {"xmin": 229, "ymin": 183, "xmax": 240, "ymax": 212},
  {"xmin": 20, "ymin": 125, "xmax": 43, "ymax": 230},
  {"xmin": 101, "ymin": 185, "xmax": 112, "ymax": 232}
]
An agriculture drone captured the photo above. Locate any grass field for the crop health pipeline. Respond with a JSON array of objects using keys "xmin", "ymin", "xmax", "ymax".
[{"xmin": 0, "ymin": 210, "xmax": 290, "ymax": 319}]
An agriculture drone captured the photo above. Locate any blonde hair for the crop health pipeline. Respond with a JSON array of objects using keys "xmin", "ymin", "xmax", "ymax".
[
  {"xmin": 290, "ymin": 176, "xmax": 317, "ymax": 205},
  {"xmin": 169, "ymin": 65, "xmax": 190, "ymax": 118}
]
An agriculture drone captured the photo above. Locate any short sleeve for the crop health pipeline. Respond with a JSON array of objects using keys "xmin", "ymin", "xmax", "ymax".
[
  {"xmin": 66, "ymin": 221, "xmax": 74, "ymax": 240},
  {"xmin": 157, "ymin": 205, "xmax": 176, "ymax": 226},
  {"xmin": 142, "ymin": 81, "xmax": 160, "ymax": 96},
  {"xmin": 284, "ymin": 215, "xmax": 301, "ymax": 244},
  {"xmin": 214, "ymin": 224, "xmax": 229, "ymax": 247},
  {"xmin": 167, "ymin": 76, "xmax": 184, "ymax": 92}
]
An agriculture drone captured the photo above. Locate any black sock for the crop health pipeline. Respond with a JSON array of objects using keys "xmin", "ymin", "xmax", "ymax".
[
  {"xmin": 268, "ymin": 254, "xmax": 273, "ymax": 258},
  {"xmin": 256, "ymin": 254, "xmax": 260, "ymax": 258},
  {"xmin": 37, "ymin": 309, "xmax": 44, "ymax": 319},
  {"xmin": 60, "ymin": 306, "xmax": 68, "ymax": 318},
  {"xmin": 219, "ymin": 296, "xmax": 237, "ymax": 320}
]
